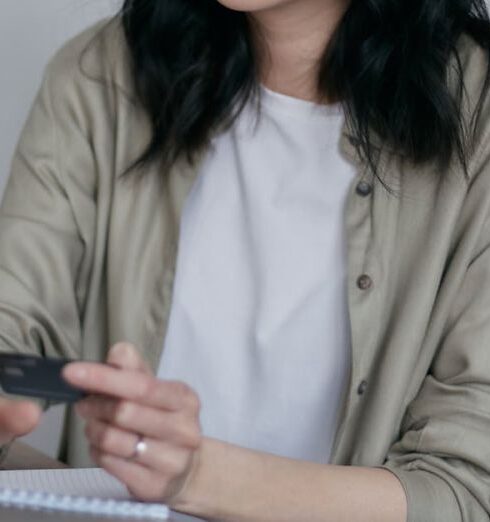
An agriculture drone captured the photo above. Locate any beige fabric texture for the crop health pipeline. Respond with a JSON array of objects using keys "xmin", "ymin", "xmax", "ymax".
[{"xmin": 1, "ymin": 17, "xmax": 490, "ymax": 522}]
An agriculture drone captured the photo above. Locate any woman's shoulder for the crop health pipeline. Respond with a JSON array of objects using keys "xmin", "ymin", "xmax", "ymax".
[
  {"xmin": 42, "ymin": 16, "xmax": 134, "ymax": 105},
  {"xmin": 454, "ymin": 33, "xmax": 490, "ymax": 173},
  {"xmin": 457, "ymin": 32, "xmax": 489, "ymax": 87}
]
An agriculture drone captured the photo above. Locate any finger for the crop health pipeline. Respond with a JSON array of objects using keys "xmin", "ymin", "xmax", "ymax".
[
  {"xmin": 85, "ymin": 418, "xmax": 139, "ymax": 460},
  {"xmin": 76, "ymin": 397, "xmax": 200, "ymax": 449},
  {"xmin": 89, "ymin": 446, "xmax": 168, "ymax": 503},
  {"xmin": 63, "ymin": 364, "xmax": 198, "ymax": 411},
  {"xmin": 85, "ymin": 419, "xmax": 192, "ymax": 474},
  {"xmin": 0, "ymin": 399, "xmax": 41, "ymax": 442},
  {"xmin": 106, "ymin": 343, "xmax": 152, "ymax": 374}
]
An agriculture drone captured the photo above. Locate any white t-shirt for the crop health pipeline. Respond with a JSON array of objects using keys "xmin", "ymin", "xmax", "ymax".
[{"xmin": 157, "ymin": 87, "xmax": 355, "ymax": 463}]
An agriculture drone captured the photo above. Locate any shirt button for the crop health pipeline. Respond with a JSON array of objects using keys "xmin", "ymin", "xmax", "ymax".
[
  {"xmin": 357, "ymin": 274, "xmax": 373, "ymax": 290},
  {"xmin": 357, "ymin": 380, "xmax": 368, "ymax": 395},
  {"xmin": 355, "ymin": 181, "xmax": 373, "ymax": 197}
]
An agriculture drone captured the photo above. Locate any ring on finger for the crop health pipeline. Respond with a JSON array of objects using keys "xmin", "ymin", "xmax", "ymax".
[{"xmin": 129, "ymin": 434, "xmax": 148, "ymax": 462}]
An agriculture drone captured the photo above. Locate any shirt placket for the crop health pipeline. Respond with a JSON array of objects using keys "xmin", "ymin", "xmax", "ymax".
[{"xmin": 330, "ymin": 130, "xmax": 381, "ymax": 464}]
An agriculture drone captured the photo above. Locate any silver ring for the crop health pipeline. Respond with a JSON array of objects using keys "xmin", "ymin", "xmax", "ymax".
[{"xmin": 130, "ymin": 435, "xmax": 148, "ymax": 461}]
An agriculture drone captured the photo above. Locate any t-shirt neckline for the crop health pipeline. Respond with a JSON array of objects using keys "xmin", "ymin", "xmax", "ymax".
[{"xmin": 259, "ymin": 84, "xmax": 343, "ymax": 121}]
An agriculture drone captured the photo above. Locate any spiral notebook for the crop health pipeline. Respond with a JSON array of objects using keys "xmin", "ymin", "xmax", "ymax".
[{"xmin": 0, "ymin": 468, "xmax": 169, "ymax": 519}]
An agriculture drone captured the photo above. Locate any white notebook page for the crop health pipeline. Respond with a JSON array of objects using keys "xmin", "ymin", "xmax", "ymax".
[{"xmin": 0, "ymin": 468, "xmax": 169, "ymax": 519}]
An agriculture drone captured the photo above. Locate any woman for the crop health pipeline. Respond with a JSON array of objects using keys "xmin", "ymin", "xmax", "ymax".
[{"xmin": 1, "ymin": 0, "xmax": 490, "ymax": 520}]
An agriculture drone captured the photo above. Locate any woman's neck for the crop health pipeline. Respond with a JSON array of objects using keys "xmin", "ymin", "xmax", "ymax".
[{"xmin": 249, "ymin": 0, "xmax": 349, "ymax": 103}]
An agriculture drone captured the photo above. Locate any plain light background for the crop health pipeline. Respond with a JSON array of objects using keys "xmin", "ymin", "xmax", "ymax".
[
  {"xmin": 1, "ymin": 1, "xmax": 490, "ymax": 458},
  {"xmin": 1, "ymin": 0, "xmax": 122, "ymax": 457}
]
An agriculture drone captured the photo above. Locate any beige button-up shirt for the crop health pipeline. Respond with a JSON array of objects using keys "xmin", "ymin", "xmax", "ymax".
[{"xmin": 1, "ymin": 19, "xmax": 490, "ymax": 522}]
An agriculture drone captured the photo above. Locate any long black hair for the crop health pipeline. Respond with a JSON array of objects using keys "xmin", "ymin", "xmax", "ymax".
[{"xmin": 120, "ymin": 0, "xmax": 490, "ymax": 179}]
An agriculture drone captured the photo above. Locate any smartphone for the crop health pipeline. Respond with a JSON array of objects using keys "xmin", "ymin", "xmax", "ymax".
[{"xmin": 0, "ymin": 353, "xmax": 86, "ymax": 403}]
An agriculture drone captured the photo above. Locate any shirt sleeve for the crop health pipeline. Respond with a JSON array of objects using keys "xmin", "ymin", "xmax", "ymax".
[
  {"xmin": 381, "ymin": 146, "xmax": 490, "ymax": 522},
  {"xmin": 0, "ymin": 55, "xmax": 96, "ymax": 364}
]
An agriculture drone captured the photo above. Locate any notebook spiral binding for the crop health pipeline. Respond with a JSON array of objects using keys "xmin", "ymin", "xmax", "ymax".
[{"xmin": 0, "ymin": 487, "xmax": 169, "ymax": 519}]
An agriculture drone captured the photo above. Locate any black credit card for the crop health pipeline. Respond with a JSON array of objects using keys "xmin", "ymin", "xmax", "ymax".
[{"xmin": 0, "ymin": 353, "xmax": 86, "ymax": 403}]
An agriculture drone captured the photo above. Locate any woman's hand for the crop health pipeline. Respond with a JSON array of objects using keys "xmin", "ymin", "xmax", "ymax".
[
  {"xmin": 63, "ymin": 343, "xmax": 202, "ymax": 504},
  {"xmin": 65, "ymin": 344, "xmax": 407, "ymax": 522}
]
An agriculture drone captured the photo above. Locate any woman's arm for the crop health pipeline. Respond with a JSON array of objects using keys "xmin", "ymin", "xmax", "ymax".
[
  {"xmin": 177, "ymin": 437, "xmax": 407, "ymax": 522},
  {"xmin": 0, "ymin": 33, "xmax": 97, "ymax": 364},
  {"xmin": 65, "ymin": 344, "xmax": 407, "ymax": 522}
]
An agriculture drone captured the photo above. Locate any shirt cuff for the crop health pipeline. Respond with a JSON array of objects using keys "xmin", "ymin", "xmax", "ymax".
[{"xmin": 382, "ymin": 465, "xmax": 462, "ymax": 522}]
